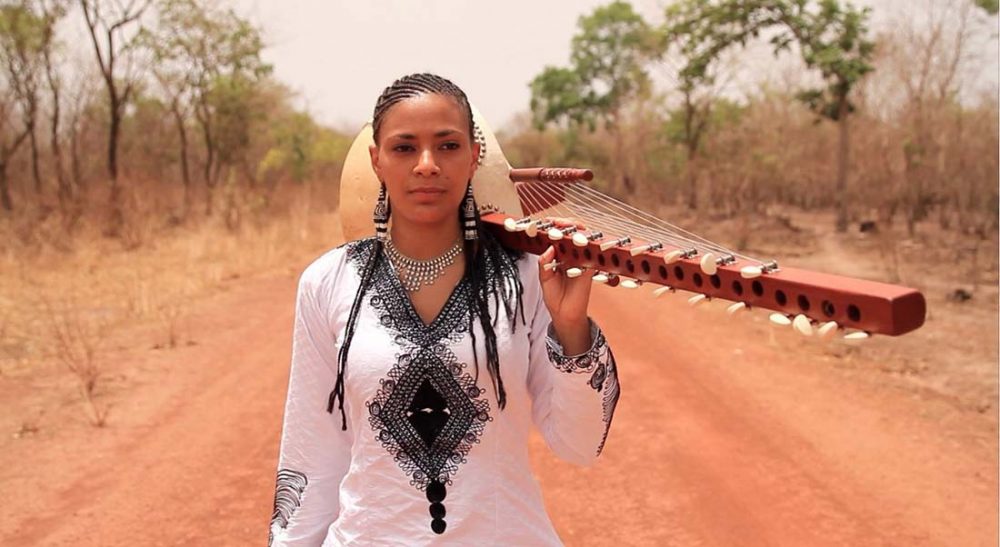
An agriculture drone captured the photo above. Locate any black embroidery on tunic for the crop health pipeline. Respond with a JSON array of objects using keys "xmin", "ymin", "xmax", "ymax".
[
  {"xmin": 268, "ymin": 468, "xmax": 308, "ymax": 546},
  {"xmin": 349, "ymin": 239, "xmax": 492, "ymax": 535},
  {"xmin": 546, "ymin": 327, "xmax": 620, "ymax": 456}
]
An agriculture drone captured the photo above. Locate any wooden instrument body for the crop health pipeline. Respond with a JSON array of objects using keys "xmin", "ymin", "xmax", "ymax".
[
  {"xmin": 484, "ymin": 212, "xmax": 926, "ymax": 337},
  {"xmin": 336, "ymin": 106, "xmax": 925, "ymax": 338}
]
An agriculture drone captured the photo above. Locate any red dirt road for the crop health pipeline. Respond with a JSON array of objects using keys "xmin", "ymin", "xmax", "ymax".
[{"xmin": 1, "ymin": 268, "xmax": 996, "ymax": 546}]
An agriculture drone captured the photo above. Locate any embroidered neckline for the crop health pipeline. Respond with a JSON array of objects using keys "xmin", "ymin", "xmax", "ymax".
[
  {"xmin": 349, "ymin": 238, "xmax": 472, "ymax": 346},
  {"xmin": 346, "ymin": 238, "xmax": 491, "ymax": 535}
]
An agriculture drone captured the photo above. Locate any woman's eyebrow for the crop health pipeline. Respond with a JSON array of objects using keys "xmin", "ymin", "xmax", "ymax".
[{"xmin": 389, "ymin": 129, "xmax": 462, "ymax": 140}]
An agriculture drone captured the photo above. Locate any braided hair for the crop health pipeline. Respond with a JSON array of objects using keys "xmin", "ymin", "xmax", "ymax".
[{"xmin": 328, "ymin": 73, "xmax": 525, "ymax": 429}]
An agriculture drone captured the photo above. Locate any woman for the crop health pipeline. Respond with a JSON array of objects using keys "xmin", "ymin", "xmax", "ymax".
[{"xmin": 269, "ymin": 73, "xmax": 620, "ymax": 546}]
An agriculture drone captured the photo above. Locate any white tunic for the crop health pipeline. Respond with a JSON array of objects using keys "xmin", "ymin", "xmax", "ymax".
[{"xmin": 269, "ymin": 239, "xmax": 620, "ymax": 546}]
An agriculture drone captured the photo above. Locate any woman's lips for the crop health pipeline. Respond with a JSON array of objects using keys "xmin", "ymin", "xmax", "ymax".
[{"xmin": 409, "ymin": 187, "xmax": 447, "ymax": 203}]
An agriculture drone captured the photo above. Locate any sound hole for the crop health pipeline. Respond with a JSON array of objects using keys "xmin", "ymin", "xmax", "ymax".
[
  {"xmin": 598, "ymin": 254, "xmax": 606, "ymax": 267},
  {"xmin": 752, "ymin": 280, "xmax": 763, "ymax": 297},
  {"xmin": 673, "ymin": 266, "xmax": 685, "ymax": 281},
  {"xmin": 821, "ymin": 300, "xmax": 835, "ymax": 317},
  {"xmin": 641, "ymin": 260, "xmax": 651, "ymax": 275},
  {"xmin": 847, "ymin": 304, "xmax": 861, "ymax": 322},
  {"xmin": 732, "ymin": 280, "xmax": 744, "ymax": 296},
  {"xmin": 693, "ymin": 273, "xmax": 703, "ymax": 287},
  {"xmin": 797, "ymin": 295, "xmax": 811, "ymax": 312},
  {"xmin": 775, "ymin": 290, "xmax": 787, "ymax": 306},
  {"xmin": 710, "ymin": 275, "xmax": 721, "ymax": 289},
  {"xmin": 611, "ymin": 254, "xmax": 620, "ymax": 268},
  {"xmin": 658, "ymin": 265, "xmax": 668, "ymax": 280},
  {"xmin": 572, "ymin": 249, "xmax": 580, "ymax": 260},
  {"xmin": 583, "ymin": 248, "xmax": 592, "ymax": 260}
]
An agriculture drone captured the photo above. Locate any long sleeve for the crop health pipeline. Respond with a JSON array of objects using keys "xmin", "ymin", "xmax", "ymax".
[
  {"xmin": 269, "ymin": 266, "xmax": 351, "ymax": 547},
  {"xmin": 525, "ymin": 278, "xmax": 621, "ymax": 467}
]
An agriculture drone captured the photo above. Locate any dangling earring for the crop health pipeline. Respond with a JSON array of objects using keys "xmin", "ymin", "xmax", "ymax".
[
  {"xmin": 462, "ymin": 182, "xmax": 478, "ymax": 241},
  {"xmin": 374, "ymin": 182, "xmax": 390, "ymax": 242}
]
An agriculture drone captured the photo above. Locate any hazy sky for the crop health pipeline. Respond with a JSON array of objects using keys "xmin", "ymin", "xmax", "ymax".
[
  {"xmin": 232, "ymin": 0, "xmax": 642, "ymax": 131},
  {"xmin": 230, "ymin": 1, "xmax": 998, "ymax": 133}
]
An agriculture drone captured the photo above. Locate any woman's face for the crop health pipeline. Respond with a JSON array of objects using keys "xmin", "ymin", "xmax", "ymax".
[{"xmin": 369, "ymin": 94, "xmax": 481, "ymax": 229}]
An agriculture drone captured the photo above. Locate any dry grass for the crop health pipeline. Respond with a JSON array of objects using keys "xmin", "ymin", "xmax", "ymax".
[{"xmin": 0, "ymin": 183, "xmax": 343, "ymax": 426}]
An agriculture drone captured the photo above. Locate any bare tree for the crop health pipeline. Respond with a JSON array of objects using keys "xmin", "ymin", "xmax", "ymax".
[
  {"xmin": 38, "ymin": 0, "xmax": 70, "ymax": 210},
  {"xmin": 0, "ymin": 2, "xmax": 44, "ymax": 211},
  {"xmin": 79, "ymin": 0, "xmax": 151, "ymax": 231}
]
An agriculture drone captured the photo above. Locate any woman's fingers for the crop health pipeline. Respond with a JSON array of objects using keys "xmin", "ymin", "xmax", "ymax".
[
  {"xmin": 546, "ymin": 216, "xmax": 586, "ymax": 231},
  {"xmin": 538, "ymin": 245, "xmax": 558, "ymax": 282}
]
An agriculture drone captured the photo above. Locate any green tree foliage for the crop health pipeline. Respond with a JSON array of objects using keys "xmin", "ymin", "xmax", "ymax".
[
  {"xmin": 258, "ymin": 111, "xmax": 351, "ymax": 187},
  {"xmin": 663, "ymin": 0, "xmax": 875, "ymax": 231},
  {"xmin": 0, "ymin": 1, "xmax": 49, "ymax": 210},
  {"xmin": 530, "ymin": 1, "xmax": 657, "ymax": 194},
  {"xmin": 530, "ymin": 1, "xmax": 655, "ymax": 131},
  {"xmin": 974, "ymin": 0, "xmax": 998, "ymax": 14},
  {"xmin": 142, "ymin": 0, "xmax": 270, "ymax": 215}
]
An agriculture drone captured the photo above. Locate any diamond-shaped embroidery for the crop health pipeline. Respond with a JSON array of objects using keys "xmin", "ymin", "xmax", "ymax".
[
  {"xmin": 407, "ymin": 378, "xmax": 451, "ymax": 448},
  {"xmin": 374, "ymin": 349, "xmax": 485, "ymax": 482}
]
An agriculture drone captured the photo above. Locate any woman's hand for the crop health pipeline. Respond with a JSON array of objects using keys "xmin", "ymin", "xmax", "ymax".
[{"xmin": 537, "ymin": 218, "xmax": 595, "ymax": 355}]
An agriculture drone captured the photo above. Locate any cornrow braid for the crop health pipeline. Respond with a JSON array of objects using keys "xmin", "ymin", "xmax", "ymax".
[
  {"xmin": 328, "ymin": 74, "xmax": 524, "ymax": 429},
  {"xmin": 372, "ymin": 73, "xmax": 476, "ymax": 145}
]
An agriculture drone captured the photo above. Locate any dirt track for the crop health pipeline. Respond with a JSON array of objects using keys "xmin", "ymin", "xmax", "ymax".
[{"xmin": 1, "ymin": 266, "xmax": 996, "ymax": 546}]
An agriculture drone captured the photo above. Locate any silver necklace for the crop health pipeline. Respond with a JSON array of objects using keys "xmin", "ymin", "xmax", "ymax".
[{"xmin": 385, "ymin": 238, "xmax": 463, "ymax": 292}]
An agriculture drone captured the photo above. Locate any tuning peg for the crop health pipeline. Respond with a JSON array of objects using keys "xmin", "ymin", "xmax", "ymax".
[
  {"xmin": 606, "ymin": 274, "xmax": 621, "ymax": 287},
  {"xmin": 726, "ymin": 302, "xmax": 748, "ymax": 315},
  {"xmin": 599, "ymin": 236, "xmax": 632, "ymax": 252},
  {"xmin": 592, "ymin": 272, "xmax": 609, "ymax": 284},
  {"xmin": 566, "ymin": 267, "xmax": 584, "ymax": 278},
  {"xmin": 664, "ymin": 248, "xmax": 697, "ymax": 264},
  {"xmin": 817, "ymin": 321, "xmax": 839, "ymax": 341},
  {"xmin": 620, "ymin": 278, "xmax": 642, "ymax": 289},
  {"xmin": 740, "ymin": 260, "xmax": 779, "ymax": 279},
  {"xmin": 769, "ymin": 313, "xmax": 792, "ymax": 326},
  {"xmin": 688, "ymin": 294, "xmax": 709, "ymax": 307},
  {"xmin": 700, "ymin": 253, "xmax": 736, "ymax": 275},
  {"xmin": 525, "ymin": 221, "xmax": 554, "ymax": 238},
  {"xmin": 504, "ymin": 217, "xmax": 532, "ymax": 232},
  {"xmin": 700, "ymin": 253, "xmax": 717, "ymax": 274},
  {"xmin": 843, "ymin": 331, "xmax": 870, "ymax": 345},
  {"xmin": 542, "ymin": 260, "xmax": 560, "ymax": 272},
  {"xmin": 629, "ymin": 242, "xmax": 663, "ymax": 257},
  {"xmin": 652, "ymin": 285, "xmax": 675, "ymax": 298},
  {"xmin": 572, "ymin": 231, "xmax": 604, "ymax": 247},
  {"xmin": 792, "ymin": 314, "xmax": 814, "ymax": 337},
  {"xmin": 548, "ymin": 226, "xmax": 577, "ymax": 240}
]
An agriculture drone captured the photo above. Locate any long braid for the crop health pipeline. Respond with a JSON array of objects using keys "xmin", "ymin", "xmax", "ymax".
[
  {"xmin": 327, "ymin": 240, "xmax": 382, "ymax": 429},
  {"xmin": 331, "ymin": 73, "xmax": 523, "ymax": 424}
]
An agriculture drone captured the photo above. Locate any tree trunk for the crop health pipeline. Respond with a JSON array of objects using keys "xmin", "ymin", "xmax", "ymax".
[
  {"xmin": 45, "ymin": 51, "xmax": 71, "ymax": 210},
  {"xmin": 686, "ymin": 145, "xmax": 698, "ymax": 211},
  {"xmin": 106, "ymin": 96, "xmax": 124, "ymax": 236},
  {"xmin": 0, "ymin": 162, "xmax": 11, "ymax": 212},
  {"xmin": 28, "ymin": 122, "xmax": 42, "ymax": 196},
  {"xmin": 835, "ymin": 98, "xmax": 850, "ymax": 233},
  {"xmin": 108, "ymin": 97, "xmax": 121, "ymax": 184},
  {"xmin": 197, "ymin": 103, "xmax": 216, "ymax": 216},
  {"xmin": 70, "ymin": 118, "xmax": 83, "ymax": 193},
  {"xmin": 171, "ymin": 102, "xmax": 192, "ymax": 217}
]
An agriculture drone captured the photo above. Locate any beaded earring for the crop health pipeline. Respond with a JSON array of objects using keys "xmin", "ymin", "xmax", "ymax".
[
  {"xmin": 374, "ymin": 182, "xmax": 390, "ymax": 242},
  {"xmin": 462, "ymin": 183, "xmax": 478, "ymax": 241}
]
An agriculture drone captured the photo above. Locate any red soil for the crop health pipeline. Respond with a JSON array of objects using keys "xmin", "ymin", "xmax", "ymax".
[{"xmin": 0, "ymin": 266, "xmax": 996, "ymax": 546}]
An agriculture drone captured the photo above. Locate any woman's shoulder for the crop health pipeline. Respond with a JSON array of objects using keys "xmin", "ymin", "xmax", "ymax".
[{"xmin": 300, "ymin": 237, "xmax": 377, "ymax": 290}]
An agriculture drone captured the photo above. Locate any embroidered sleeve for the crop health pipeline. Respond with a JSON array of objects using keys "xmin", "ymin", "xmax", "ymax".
[
  {"xmin": 526, "ymin": 277, "xmax": 621, "ymax": 466},
  {"xmin": 270, "ymin": 259, "xmax": 352, "ymax": 546}
]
